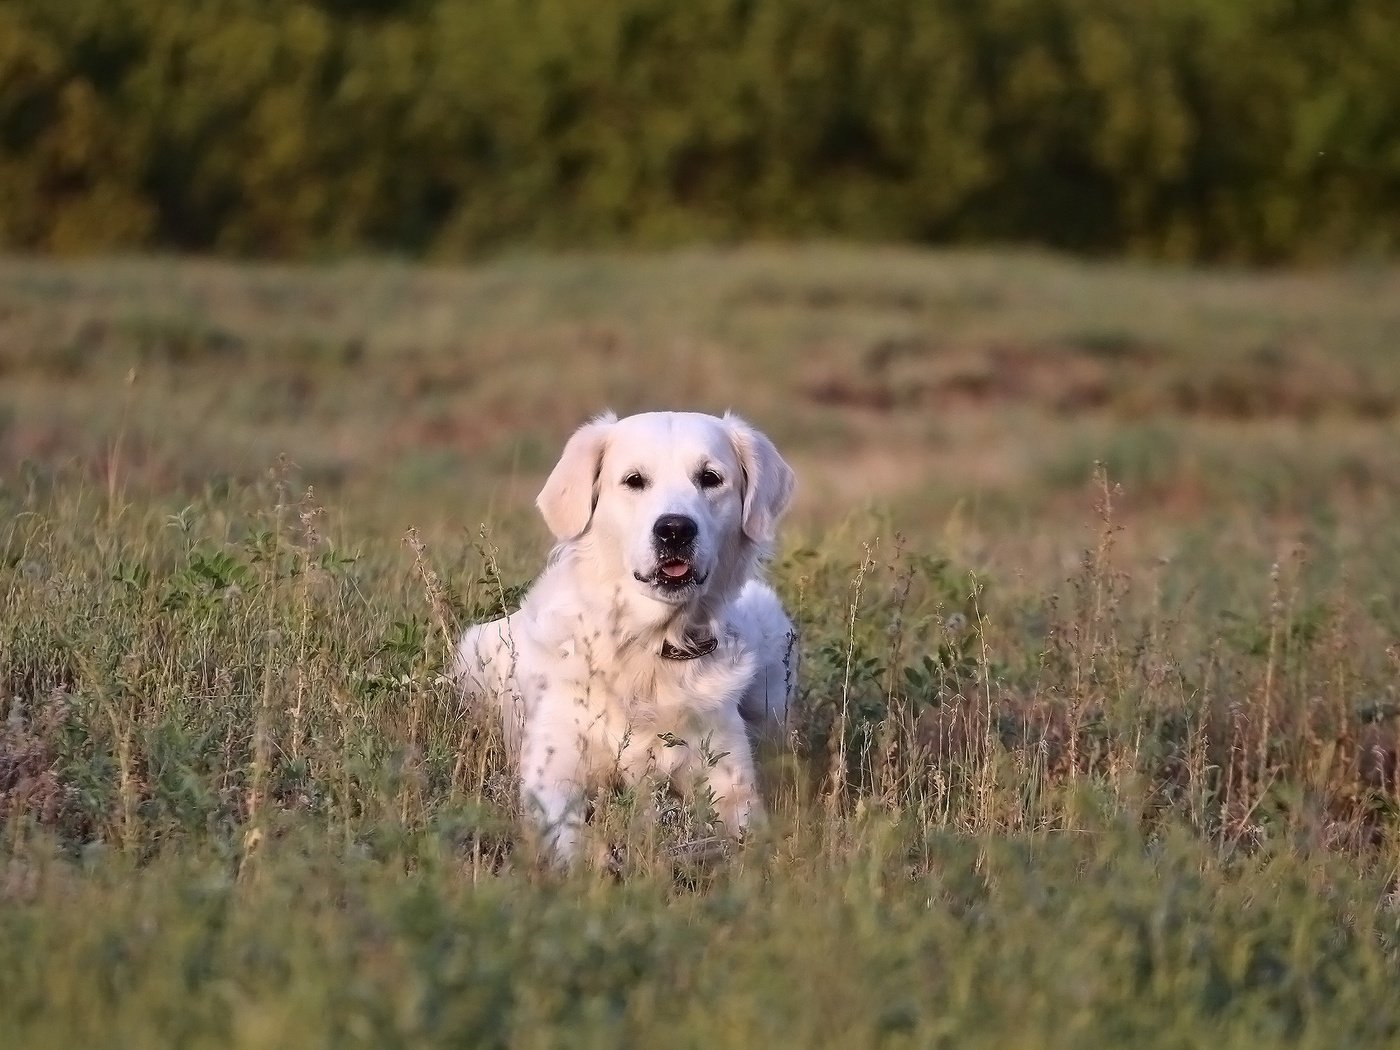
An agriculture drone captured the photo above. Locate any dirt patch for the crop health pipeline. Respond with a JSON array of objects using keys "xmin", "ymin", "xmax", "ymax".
[{"xmin": 801, "ymin": 337, "xmax": 1399, "ymax": 421}]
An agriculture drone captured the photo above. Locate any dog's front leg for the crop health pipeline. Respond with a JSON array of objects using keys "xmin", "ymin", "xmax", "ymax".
[
  {"xmin": 687, "ymin": 711, "xmax": 765, "ymax": 840},
  {"xmin": 518, "ymin": 710, "xmax": 589, "ymax": 866},
  {"xmin": 706, "ymin": 755, "xmax": 765, "ymax": 840}
]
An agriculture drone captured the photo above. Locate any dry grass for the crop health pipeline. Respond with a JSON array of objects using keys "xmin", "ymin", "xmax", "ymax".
[
  {"xmin": 4, "ymin": 246, "xmax": 1400, "ymax": 529},
  {"xmin": 3, "ymin": 246, "xmax": 1400, "ymax": 1047}
]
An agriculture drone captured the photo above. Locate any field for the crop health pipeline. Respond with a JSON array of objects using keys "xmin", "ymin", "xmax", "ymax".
[{"xmin": 4, "ymin": 246, "xmax": 1400, "ymax": 1047}]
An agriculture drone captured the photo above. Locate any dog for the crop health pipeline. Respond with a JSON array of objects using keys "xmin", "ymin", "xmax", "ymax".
[{"xmin": 454, "ymin": 410, "xmax": 797, "ymax": 865}]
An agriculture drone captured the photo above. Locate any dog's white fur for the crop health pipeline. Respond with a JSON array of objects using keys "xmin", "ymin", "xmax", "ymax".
[{"xmin": 454, "ymin": 410, "xmax": 797, "ymax": 864}]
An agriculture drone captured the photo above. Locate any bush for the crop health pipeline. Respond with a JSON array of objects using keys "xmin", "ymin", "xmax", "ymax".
[{"xmin": 2, "ymin": 0, "xmax": 1398, "ymax": 261}]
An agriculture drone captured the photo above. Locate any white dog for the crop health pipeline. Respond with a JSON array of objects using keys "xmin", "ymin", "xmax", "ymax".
[{"xmin": 454, "ymin": 410, "xmax": 797, "ymax": 864}]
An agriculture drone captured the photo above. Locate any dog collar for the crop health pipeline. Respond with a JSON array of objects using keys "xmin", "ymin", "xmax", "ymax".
[{"xmin": 660, "ymin": 636, "xmax": 719, "ymax": 661}]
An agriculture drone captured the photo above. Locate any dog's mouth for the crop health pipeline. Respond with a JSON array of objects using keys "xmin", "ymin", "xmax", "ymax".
[{"xmin": 635, "ymin": 558, "xmax": 707, "ymax": 592}]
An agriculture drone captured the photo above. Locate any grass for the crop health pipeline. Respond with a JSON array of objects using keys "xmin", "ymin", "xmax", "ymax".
[{"xmin": 3, "ymin": 245, "xmax": 1400, "ymax": 1046}]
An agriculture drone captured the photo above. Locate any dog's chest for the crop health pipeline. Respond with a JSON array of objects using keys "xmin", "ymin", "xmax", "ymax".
[
  {"xmin": 608, "ymin": 689, "xmax": 725, "ymax": 781},
  {"xmin": 589, "ymin": 651, "xmax": 751, "ymax": 769},
  {"xmin": 613, "ymin": 662, "xmax": 726, "ymax": 727}
]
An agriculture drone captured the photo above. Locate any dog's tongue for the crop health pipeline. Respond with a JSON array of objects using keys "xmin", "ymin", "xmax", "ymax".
[{"xmin": 661, "ymin": 560, "xmax": 690, "ymax": 578}]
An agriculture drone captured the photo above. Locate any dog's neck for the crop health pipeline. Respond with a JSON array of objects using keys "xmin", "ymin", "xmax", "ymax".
[{"xmin": 636, "ymin": 590, "xmax": 723, "ymax": 656}]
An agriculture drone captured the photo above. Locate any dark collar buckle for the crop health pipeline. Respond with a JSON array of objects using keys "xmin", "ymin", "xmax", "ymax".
[{"xmin": 660, "ymin": 636, "xmax": 719, "ymax": 661}]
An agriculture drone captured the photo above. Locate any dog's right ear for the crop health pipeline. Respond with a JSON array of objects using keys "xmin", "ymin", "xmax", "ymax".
[{"xmin": 536, "ymin": 411, "xmax": 617, "ymax": 541}]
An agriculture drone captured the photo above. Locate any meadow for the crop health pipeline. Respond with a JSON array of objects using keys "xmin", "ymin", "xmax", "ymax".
[{"xmin": 3, "ymin": 246, "xmax": 1400, "ymax": 1047}]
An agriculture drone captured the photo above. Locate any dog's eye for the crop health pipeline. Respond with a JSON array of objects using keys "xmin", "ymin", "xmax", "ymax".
[
  {"xmin": 622, "ymin": 472, "xmax": 649, "ymax": 491},
  {"xmin": 697, "ymin": 468, "xmax": 724, "ymax": 489}
]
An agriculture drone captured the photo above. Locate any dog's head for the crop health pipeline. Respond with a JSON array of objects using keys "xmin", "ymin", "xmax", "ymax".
[{"xmin": 536, "ymin": 411, "xmax": 795, "ymax": 609}]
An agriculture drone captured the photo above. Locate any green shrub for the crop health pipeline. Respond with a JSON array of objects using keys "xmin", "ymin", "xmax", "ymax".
[{"xmin": 1, "ymin": 0, "xmax": 1398, "ymax": 261}]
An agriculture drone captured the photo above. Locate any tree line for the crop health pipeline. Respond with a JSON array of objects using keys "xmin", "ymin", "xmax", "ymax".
[{"xmin": 2, "ymin": 0, "xmax": 1397, "ymax": 261}]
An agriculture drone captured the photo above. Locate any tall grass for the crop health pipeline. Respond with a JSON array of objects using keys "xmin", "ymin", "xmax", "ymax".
[
  {"xmin": 4, "ymin": 460, "xmax": 1400, "ymax": 1046},
  {"xmin": 4, "ymin": 248, "xmax": 1400, "ymax": 1045}
]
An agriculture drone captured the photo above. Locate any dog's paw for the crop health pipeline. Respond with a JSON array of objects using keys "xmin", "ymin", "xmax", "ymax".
[{"xmin": 667, "ymin": 835, "xmax": 734, "ymax": 865}]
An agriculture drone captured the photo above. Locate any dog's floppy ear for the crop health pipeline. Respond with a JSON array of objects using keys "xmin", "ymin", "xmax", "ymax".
[
  {"xmin": 725, "ymin": 412, "xmax": 796, "ymax": 544},
  {"xmin": 537, "ymin": 411, "xmax": 617, "ymax": 540}
]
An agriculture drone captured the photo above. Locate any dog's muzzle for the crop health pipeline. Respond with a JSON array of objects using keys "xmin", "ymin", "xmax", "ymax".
[{"xmin": 640, "ymin": 513, "xmax": 705, "ymax": 592}]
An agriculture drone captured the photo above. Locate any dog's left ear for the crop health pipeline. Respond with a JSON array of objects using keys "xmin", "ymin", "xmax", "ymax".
[
  {"xmin": 725, "ymin": 412, "xmax": 796, "ymax": 544},
  {"xmin": 537, "ymin": 411, "xmax": 617, "ymax": 541}
]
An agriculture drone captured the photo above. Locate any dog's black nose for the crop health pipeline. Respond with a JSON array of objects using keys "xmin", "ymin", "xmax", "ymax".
[{"xmin": 653, "ymin": 514, "xmax": 698, "ymax": 546}]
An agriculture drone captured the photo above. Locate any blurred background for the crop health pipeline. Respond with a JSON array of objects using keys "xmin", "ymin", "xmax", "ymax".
[
  {"xmin": 3, "ymin": 0, "xmax": 1398, "ymax": 261},
  {"xmin": 2, "ymin": 0, "xmax": 1399, "ymax": 581}
]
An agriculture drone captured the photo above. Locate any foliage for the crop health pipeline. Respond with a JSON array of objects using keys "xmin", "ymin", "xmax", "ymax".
[{"xmin": 2, "ymin": 0, "xmax": 1399, "ymax": 260}]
